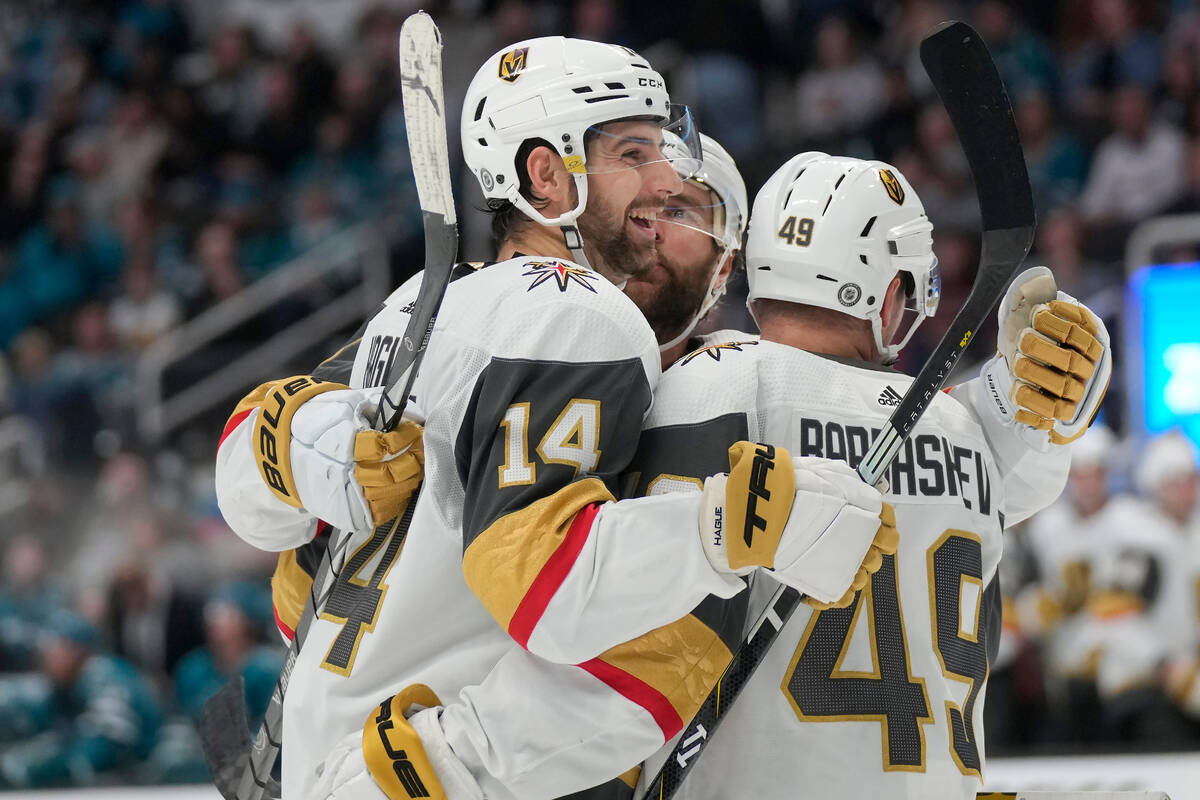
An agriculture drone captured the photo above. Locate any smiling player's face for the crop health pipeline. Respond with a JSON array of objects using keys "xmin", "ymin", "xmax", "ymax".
[
  {"xmin": 623, "ymin": 179, "xmax": 723, "ymax": 343},
  {"xmin": 578, "ymin": 120, "xmax": 683, "ymax": 283}
]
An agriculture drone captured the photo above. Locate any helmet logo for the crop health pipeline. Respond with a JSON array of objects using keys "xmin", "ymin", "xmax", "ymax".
[
  {"xmin": 480, "ymin": 169, "xmax": 495, "ymax": 191},
  {"xmin": 562, "ymin": 155, "xmax": 586, "ymax": 174},
  {"xmin": 879, "ymin": 168, "xmax": 905, "ymax": 205},
  {"xmin": 498, "ymin": 47, "xmax": 529, "ymax": 82},
  {"xmin": 838, "ymin": 283, "xmax": 862, "ymax": 306}
]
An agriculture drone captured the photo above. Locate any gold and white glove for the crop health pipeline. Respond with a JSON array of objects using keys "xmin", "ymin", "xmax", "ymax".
[
  {"xmin": 699, "ymin": 442, "xmax": 898, "ymax": 608},
  {"xmin": 251, "ymin": 376, "xmax": 424, "ymax": 531},
  {"xmin": 310, "ymin": 684, "xmax": 483, "ymax": 800},
  {"xmin": 980, "ymin": 266, "xmax": 1111, "ymax": 447}
]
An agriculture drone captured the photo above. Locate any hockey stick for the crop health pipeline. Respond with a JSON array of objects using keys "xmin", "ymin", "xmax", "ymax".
[
  {"xmin": 640, "ymin": 20, "xmax": 1035, "ymax": 800},
  {"xmin": 200, "ymin": 12, "xmax": 458, "ymax": 800}
]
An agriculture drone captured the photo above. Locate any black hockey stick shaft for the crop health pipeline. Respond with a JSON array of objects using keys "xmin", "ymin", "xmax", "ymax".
[
  {"xmin": 201, "ymin": 13, "xmax": 457, "ymax": 800},
  {"xmin": 641, "ymin": 20, "xmax": 1034, "ymax": 800}
]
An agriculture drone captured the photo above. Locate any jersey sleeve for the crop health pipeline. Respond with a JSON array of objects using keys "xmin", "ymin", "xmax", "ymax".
[
  {"xmin": 439, "ymin": 590, "xmax": 748, "ymax": 799},
  {"xmin": 213, "ymin": 317, "xmax": 371, "ymax": 552},
  {"xmin": 456, "ymin": 299, "xmax": 742, "ymax": 665},
  {"xmin": 431, "ymin": 389, "xmax": 754, "ymax": 797},
  {"xmin": 949, "ymin": 376, "xmax": 1071, "ymax": 526}
]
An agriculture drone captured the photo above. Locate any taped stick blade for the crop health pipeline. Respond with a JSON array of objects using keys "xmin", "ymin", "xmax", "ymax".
[
  {"xmin": 920, "ymin": 21, "xmax": 1034, "ymax": 234},
  {"xmin": 200, "ymin": 677, "xmax": 254, "ymax": 800}
]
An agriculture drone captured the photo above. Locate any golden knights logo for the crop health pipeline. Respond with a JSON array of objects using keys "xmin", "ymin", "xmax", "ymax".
[
  {"xmin": 522, "ymin": 260, "xmax": 598, "ymax": 293},
  {"xmin": 680, "ymin": 340, "xmax": 759, "ymax": 366},
  {"xmin": 879, "ymin": 168, "xmax": 905, "ymax": 205},
  {"xmin": 498, "ymin": 47, "xmax": 529, "ymax": 82}
]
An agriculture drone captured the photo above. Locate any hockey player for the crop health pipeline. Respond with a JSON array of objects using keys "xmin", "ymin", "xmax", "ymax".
[
  {"xmin": 215, "ymin": 40, "xmax": 894, "ymax": 799},
  {"xmin": 623, "ymin": 133, "xmax": 747, "ymax": 367},
  {"xmin": 315, "ymin": 148, "xmax": 1110, "ymax": 800},
  {"xmin": 620, "ymin": 152, "xmax": 1111, "ymax": 798}
]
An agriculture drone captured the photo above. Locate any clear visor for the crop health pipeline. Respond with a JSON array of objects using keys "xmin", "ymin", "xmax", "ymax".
[
  {"xmin": 576, "ymin": 104, "xmax": 703, "ymax": 178},
  {"xmin": 655, "ymin": 183, "xmax": 728, "ymax": 246},
  {"xmin": 888, "ymin": 257, "xmax": 941, "ymax": 352}
]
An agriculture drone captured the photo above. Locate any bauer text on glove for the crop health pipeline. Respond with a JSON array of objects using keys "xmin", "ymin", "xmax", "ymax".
[{"xmin": 251, "ymin": 376, "xmax": 425, "ymax": 531}]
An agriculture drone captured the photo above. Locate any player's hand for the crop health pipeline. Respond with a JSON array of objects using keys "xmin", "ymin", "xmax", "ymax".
[
  {"xmin": 699, "ymin": 442, "xmax": 896, "ymax": 606},
  {"xmin": 252, "ymin": 376, "xmax": 425, "ymax": 531},
  {"xmin": 981, "ymin": 266, "xmax": 1111, "ymax": 447},
  {"xmin": 310, "ymin": 684, "xmax": 483, "ymax": 800}
]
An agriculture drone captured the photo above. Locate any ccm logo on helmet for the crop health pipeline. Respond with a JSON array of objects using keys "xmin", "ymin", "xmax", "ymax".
[
  {"xmin": 498, "ymin": 47, "xmax": 529, "ymax": 82},
  {"xmin": 637, "ymin": 76, "xmax": 664, "ymax": 88},
  {"xmin": 743, "ymin": 443, "xmax": 778, "ymax": 547},
  {"xmin": 372, "ymin": 701, "xmax": 431, "ymax": 798}
]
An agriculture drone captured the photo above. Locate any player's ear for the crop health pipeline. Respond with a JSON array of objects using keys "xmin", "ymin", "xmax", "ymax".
[
  {"xmin": 880, "ymin": 274, "xmax": 906, "ymax": 330},
  {"xmin": 525, "ymin": 145, "xmax": 573, "ymax": 210}
]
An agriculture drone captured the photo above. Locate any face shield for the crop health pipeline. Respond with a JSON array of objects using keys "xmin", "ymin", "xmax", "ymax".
[
  {"xmin": 577, "ymin": 104, "xmax": 702, "ymax": 178},
  {"xmin": 884, "ymin": 256, "xmax": 942, "ymax": 356}
]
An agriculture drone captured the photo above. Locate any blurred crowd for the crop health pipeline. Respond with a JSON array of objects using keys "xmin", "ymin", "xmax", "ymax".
[{"xmin": 0, "ymin": 0, "xmax": 1198, "ymax": 788}]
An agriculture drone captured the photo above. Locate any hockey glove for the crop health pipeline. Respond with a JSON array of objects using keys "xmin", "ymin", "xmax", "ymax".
[
  {"xmin": 980, "ymin": 266, "xmax": 1111, "ymax": 448},
  {"xmin": 251, "ymin": 375, "xmax": 424, "ymax": 531},
  {"xmin": 310, "ymin": 684, "xmax": 483, "ymax": 800},
  {"xmin": 699, "ymin": 442, "xmax": 897, "ymax": 607}
]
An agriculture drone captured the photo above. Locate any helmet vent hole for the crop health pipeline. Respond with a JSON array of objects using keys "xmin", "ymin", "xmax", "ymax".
[
  {"xmin": 834, "ymin": 173, "xmax": 846, "ymax": 190},
  {"xmin": 860, "ymin": 216, "xmax": 877, "ymax": 237},
  {"xmin": 821, "ymin": 195, "xmax": 832, "ymax": 215},
  {"xmin": 473, "ymin": 97, "xmax": 487, "ymax": 122},
  {"xmin": 477, "ymin": 138, "xmax": 487, "ymax": 146},
  {"xmin": 585, "ymin": 94, "xmax": 629, "ymax": 103},
  {"xmin": 815, "ymin": 274, "xmax": 837, "ymax": 282},
  {"xmin": 888, "ymin": 241, "xmax": 899, "ymax": 255},
  {"xmin": 605, "ymin": 82, "xmax": 625, "ymax": 90},
  {"xmin": 859, "ymin": 254, "xmax": 869, "ymax": 265},
  {"xmin": 573, "ymin": 86, "xmax": 593, "ymax": 94}
]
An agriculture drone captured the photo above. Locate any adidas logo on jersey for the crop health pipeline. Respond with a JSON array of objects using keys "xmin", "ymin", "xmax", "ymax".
[{"xmin": 877, "ymin": 385, "xmax": 903, "ymax": 407}]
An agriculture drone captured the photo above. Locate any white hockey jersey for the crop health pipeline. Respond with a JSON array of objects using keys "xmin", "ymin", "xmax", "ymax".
[
  {"xmin": 213, "ymin": 257, "xmax": 750, "ymax": 799},
  {"xmin": 625, "ymin": 336, "xmax": 1070, "ymax": 800}
]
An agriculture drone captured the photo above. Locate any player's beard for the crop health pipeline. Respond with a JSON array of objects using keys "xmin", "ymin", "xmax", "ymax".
[
  {"xmin": 578, "ymin": 196, "xmax": 658, "ymax": 282},
  {"xmin": 626, "ymin": 253, "xmax": 714, "ymax": 344}
]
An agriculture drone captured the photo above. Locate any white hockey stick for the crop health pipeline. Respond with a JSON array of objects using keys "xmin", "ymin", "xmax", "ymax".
[{"xmin": 200, "ymin": 13, "xmax": 457, "ymax": 800}]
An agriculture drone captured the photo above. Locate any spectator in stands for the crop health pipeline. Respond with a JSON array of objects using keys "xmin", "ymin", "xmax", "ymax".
[
  {"xmin": 0, "ymin": 535, "xmax": 67, "ymax": 672},
  {"xmin": 0, "ymin": 611, "xmax": 161, "ymax": 788},
  {"xmin": 103, "ymin": 513, "xmax": 207, "ymax": 688},
  {"xmin": 1028, "ymin": 208, "xmax": 1114, "ymax": 301},
  {"xmin": 173, "ymin": 581, "xmax": 281, "ymax": 727},
  {"xmin": 1017, "ymin": 89, "xmax": 1089, "ymax": 213},
  {"xmin": 197, "ymin": 26, "xmax": 264, "ymax": 141},
  {"xmin": 1158, "ymin": 44, "xmax": 1198, "ymax": 132},
  {"xmin": 247, "ymin": 61, "xmax": 312, "ymax": 177},
  {"xmin": 1079, "ymin": 84, "xmax": 1186, "ymax": 227},
  {"xmin": 1063, "ymin": 0, "xmax": 1162, "ymax": 117},
  {"xmin": 284, "ymin": 23, "xmax": 337, "ymax": 127},
  {"xmin": 1, "ymin": 177, "xmax": 123, "ymax": 347},
  {"xmin": 0, "ymin": 122, "xmax": 52, "ymax": 246},
  {"xmin": 974, "ymin": 0, "xmax": 1059, "ymax": 98},
  {"xmin": 795, "ymin": 15, "xmax": 886, "ymax": 149},
  {"xmin": 109, "ymin": 251, "xmax": 181, "ymax": 352}
]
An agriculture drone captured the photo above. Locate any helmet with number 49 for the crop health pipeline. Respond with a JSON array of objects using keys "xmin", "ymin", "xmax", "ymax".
[{"xmin": 745, "ymin": 152, "xmax": 940, "ymax": 363}]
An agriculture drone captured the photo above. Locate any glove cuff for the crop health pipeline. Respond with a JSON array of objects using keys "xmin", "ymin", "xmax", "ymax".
[
  {"xmin": 409, "ymin": 708, "xmax": 485, "ymax": 800},
  {"xmin": 699, "ymin": 474, "xmax": 749, "ymax": 576},
  {"xmin": 252, "ymin": 375, "xmax": 346, "ymax": 508}
]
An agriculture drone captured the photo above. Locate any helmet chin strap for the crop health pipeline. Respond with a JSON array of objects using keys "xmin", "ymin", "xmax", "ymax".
[{"xmin": 561, "ymin": 223, "xmax": 594, "ymax": 273}]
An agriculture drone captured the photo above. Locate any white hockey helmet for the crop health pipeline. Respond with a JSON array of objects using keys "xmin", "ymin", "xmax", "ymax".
[
  {"xmin": 1135, "ymin": 431, "xmax": 1199, "ymax": 497},
  {"xmin": 461, "ymin": 37, "xmax": 701, "ymax": 229},
  {"xmin": 745, "ymin": 152, "xmax": 940, "ymax": 363}
]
